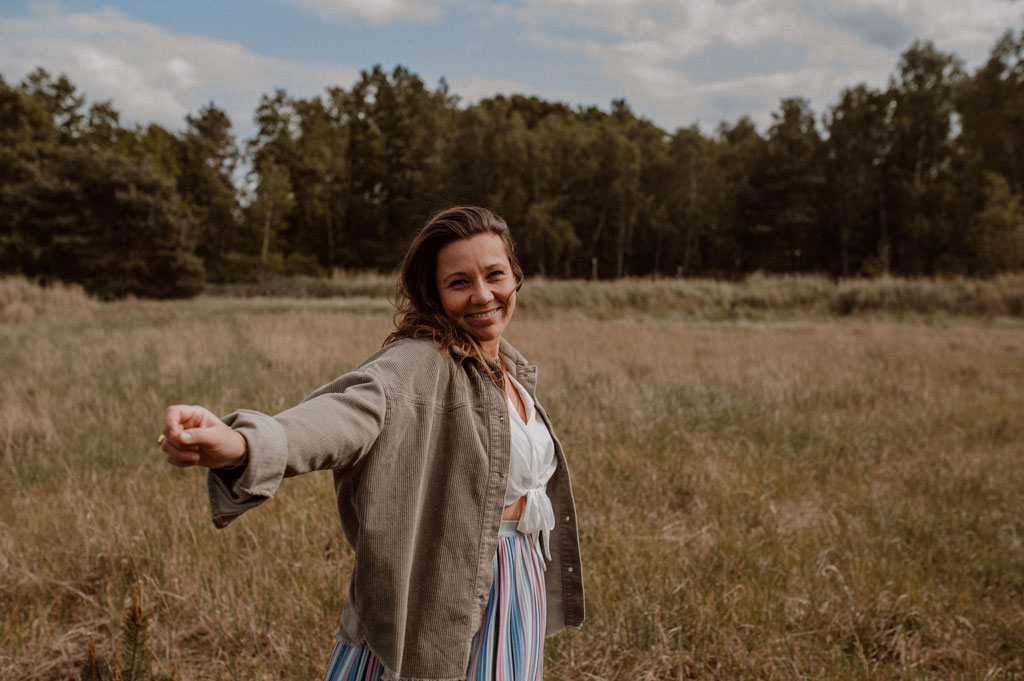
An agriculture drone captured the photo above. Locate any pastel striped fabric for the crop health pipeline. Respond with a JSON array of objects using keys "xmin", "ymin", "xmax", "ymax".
[
  {"xmin": 321, "ymin": 639, "xmax": 384, "ymax": 681},
  {"xmin": 321, "ymin": 521, "xmax": 546, "ymax": 681},
  {"xmin": 466, "ymin": 522, "xmax": 546, "ymax": 681}
]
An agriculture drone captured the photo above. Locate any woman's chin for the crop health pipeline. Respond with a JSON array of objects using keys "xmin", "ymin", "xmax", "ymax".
[
  {"xmin": 461, "ymin": 319, "xmax": 507, "ymax": 344},
  {"xmin": 466, "ymin": 330, "xmax": 503, "ymax": 355}
]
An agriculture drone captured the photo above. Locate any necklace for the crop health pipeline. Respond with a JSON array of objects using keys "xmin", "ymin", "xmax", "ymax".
[{"xmin": 504, "ymin": 370, "xmax": 527, "ymax": 421}]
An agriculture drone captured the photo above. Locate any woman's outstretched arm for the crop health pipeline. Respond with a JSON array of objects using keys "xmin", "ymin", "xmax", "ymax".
[{"xmin": 162, "ymin": 361, "xmax": 390, "ymax": 527}]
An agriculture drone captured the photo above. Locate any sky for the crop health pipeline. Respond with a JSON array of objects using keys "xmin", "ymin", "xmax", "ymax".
[{"xmin": 2, "ymin": 0, "xmax": 1023, "ymax": 143}]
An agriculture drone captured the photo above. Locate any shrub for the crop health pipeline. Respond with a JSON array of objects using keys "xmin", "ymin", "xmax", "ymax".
[
  {"xmin": 206, "ymin": 251, "xmax": 323, "ymax": 284},
  {"xmin": 16, "ymin": 147, "xmax": 204, "ymax": 299}
]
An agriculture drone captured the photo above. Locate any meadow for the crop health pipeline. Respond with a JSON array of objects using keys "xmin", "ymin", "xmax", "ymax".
[{"xmin": 1, "ymin": 275, "xmax": 1022, "ymax": 680}]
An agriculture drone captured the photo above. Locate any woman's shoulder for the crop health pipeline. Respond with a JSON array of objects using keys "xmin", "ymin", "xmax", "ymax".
[
  {"xmin": 357, "ymin": 338, "xmax": 453, "ymax": 385},
  {"xmin": 300, "ymin": 339, "xmax": 453, "ymax": 404}
]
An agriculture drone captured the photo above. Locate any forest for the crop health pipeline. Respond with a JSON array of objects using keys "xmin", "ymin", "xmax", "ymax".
[{"xmin": 2, "ymin": 32, "xmax": 1024, "ymax": 298}]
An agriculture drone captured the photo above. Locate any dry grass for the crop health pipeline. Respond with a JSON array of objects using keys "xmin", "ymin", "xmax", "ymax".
[
  {"xmin": 203, "ymin": 271, "xmax": 1024, "ymax": 321},
  {"xmin": 515, "ymin": 272, "xmax": 1024, "ymax": 320},
  {"xmin": 0, "ymin": 277, "xmax": 99, "ymax": 325},
  {"xmin": 2, "ymin": 280, "xmax": 1023, "ymax": 680}
]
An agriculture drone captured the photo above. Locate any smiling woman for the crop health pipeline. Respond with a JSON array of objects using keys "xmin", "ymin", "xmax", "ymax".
[
  {"xmin": 436, "ymin": 233, "xmax": 518, "ymax": 357},
  {"xmin": 159, "ymin": 205, "xmax": 583, "ymax": 681},
  {"xmin": 384, "ymin": 206, "xmax": 524, "ymax": 369}
]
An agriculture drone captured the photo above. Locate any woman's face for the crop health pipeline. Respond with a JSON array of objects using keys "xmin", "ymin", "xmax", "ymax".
[{"xmin": 436, "ymin": 232, "xmax": 518, "ymax": 358}]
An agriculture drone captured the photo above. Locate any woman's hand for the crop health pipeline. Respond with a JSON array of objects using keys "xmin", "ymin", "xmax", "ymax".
[{"xmin": 160, "ymin": 404, "xmax": 248, "ymax": 469}]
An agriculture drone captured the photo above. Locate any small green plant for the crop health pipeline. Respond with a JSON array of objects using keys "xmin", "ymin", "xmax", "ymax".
[{"xmin": 79, "ymin": 582, "xmax": 176, "ymax": 681}]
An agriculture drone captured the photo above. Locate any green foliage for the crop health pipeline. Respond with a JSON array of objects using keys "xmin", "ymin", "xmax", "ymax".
[
  {"xmin": 971, "ymin": 172, "xmax": 1024, "ymax": 273},
  {"xmin": 885, "ymin": 41, "xmax": 965, "ymax": 275},
  {"xmin": 958, "ymin": 29, "xmax": 1024, "ymax": 195},
  {"xmin": 20, "ymin": 67, "xmax": 86, "ymax": 144},
  {"xmin": 252, "ymin": 159, "xmax": 294, "ymax": 257},
  {"xmin": 6, "ymin": 30, "xmax": 1024, "ymax": 287},
  {"xmin": 746, "ymin": 98, "xmax": 824, "ymax": 271},
  {"xmin": 177, "ymin": 104, "xmax": 242, "ymax": 264},
  {"xmin": 330, "ymin": 65, "xmax": 452, "ymax": 268},
  {"xmin": 205, "ymin": 250, "xmax": 322, "ymax": 284},
  {"xmin": 822, "ymin": 85, "xmax": 892, "ymax": 276},
  {"xmin": 0, "ymin": 76, "xmax": 59, "ymax": 272},
  {"xmin": 18, "ymin": 146, "xmax": 204, "ymax": 298},
  {"xmin": 83, "ymin": 100, "xmax": 125, "ymax": 150}
]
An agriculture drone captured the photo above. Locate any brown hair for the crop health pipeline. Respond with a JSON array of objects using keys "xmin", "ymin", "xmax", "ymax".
[{"xmin": 384, "ymin": 206, "xmax": 523, "ymax": 377}]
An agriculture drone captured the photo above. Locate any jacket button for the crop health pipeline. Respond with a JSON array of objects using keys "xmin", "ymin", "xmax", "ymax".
[
  {"xmin": 564, "ymin": 515, "xmax": 570, "ymax": 522},
  {"xmin": 567, "ymin": 567, "xmax": 573, "ymax": 573}
]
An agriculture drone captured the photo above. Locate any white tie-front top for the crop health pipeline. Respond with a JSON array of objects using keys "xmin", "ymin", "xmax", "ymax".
[{"xmin": 503, "ymin": 370, "xmax": 558, "ymax": 565}]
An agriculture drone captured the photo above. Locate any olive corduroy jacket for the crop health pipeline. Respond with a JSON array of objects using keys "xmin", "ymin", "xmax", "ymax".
[{"xmin": 206, "ymin": 337, "xmax": 584, "ymax": 681}]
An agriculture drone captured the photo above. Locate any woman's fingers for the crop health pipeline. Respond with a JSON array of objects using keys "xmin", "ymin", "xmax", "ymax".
[
  {"xmin": 181, "ymin": 425, "xmax": 221, "ymax": 447},
  {"xmin": 162, "ymin": 406, "xmax": 212, "ymax": 456},
  {"xmin": 163, "ymin": 405, "xmax": 187, "ymax": 439},
  {"xmin": 164, "ymin": 404, "xmax": 216, "ymax": 437},
  {"xmin": 166, "ymin": 449, "xmax": 201, "ymax": 467},
  {"xmin": 161, "ymin": 436, "xmax": 198, "ymax": 453},
  {"xmin": 160, "ymin": 404, "xmax": 205, "ymax": 464},
  {"xmin": 161, "ymin": 405, "xmax": 246, "ymax": 468},
  {"xmin": 159, "ymin": 407, "xmax": 246, "ymax": 469},
  {"xmin": 160, "ymin": 434, "xmax": 201, "ymax": 466}
]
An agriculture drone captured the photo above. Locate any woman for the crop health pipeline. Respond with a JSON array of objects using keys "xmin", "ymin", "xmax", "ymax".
[{"xmin": 159, "ymin": 206, "xmax": 584, "ymax": 681}]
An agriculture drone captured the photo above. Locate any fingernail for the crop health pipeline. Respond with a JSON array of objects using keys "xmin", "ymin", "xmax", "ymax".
[{"xmin": 181, "ymin": 432, "xmax": 193, "ymax": 442}]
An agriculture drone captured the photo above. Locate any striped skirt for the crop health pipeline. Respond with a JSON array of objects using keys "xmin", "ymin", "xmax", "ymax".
[{"xmin": 322, "ymin": 521, "xmax": 546, "ymax": 681}]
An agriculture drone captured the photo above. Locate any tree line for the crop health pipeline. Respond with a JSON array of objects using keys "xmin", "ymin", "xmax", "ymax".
[{"xmin": 2, "ymin": 33, "xmax": 1024, "ymax": 298}]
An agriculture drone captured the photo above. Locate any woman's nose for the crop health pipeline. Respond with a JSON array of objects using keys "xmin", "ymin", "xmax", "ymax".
[{"xmin": 470, "ymin": 278, "xmax": 493, "ymax": 304}]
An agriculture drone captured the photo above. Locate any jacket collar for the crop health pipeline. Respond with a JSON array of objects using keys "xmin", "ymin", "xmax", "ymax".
[
  {"xmin": 500, "ymin": 338, "xmax": 538, "ymax": 396},
  {"xmin": 448, "ymin": 338, "xmax": 538, "ymax": 397}
]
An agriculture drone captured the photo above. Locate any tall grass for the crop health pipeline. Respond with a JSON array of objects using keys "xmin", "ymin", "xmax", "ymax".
[
  {"xmin": 1, "ymin": 279, "xmax": 1022, "ymax": 679},
  {"xmin": 0, "ymin": 277, "xmax": 99, "ymax": 324},
  {"xmin": 517, "ymin": 272, "xmax": 1024, "ymax": 320},
  {"xmin": 202, "ymin": 272, "xmax": 1024, "ymax": 320}
]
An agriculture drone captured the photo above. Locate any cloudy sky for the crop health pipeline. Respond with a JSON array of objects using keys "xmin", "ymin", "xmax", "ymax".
[{"xmin": 2, "ymin": 0, "xmax": 1023, "ymax": 141}]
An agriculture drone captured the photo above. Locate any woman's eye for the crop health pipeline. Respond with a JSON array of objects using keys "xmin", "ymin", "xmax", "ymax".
[{"xmin": 488, "ymin": 271, "xmax": 505, "ymax": 279}]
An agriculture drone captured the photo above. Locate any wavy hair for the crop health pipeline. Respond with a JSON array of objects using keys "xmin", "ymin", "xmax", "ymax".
[{"xmin": 384, "ymin": 206, "xmax": 523, "ymax": 379}]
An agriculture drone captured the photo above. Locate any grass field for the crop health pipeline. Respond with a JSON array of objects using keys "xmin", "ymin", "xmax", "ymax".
[{"xmin": 1, "ymin": 276, "xmax": 1023, "ymax": 680}]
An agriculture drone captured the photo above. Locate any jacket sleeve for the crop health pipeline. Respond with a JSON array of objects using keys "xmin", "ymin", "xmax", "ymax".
[{"xmin": 206, "ymin": 368, "xmax": 387, "ymax": 528}]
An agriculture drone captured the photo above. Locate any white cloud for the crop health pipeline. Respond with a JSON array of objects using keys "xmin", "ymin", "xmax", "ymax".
[
  {"xmin": 502, "ymin": 0, "xmax": 840, "ymax": 129},
  {"xmin": 908, "ymin": 0, "xmax": 1024, "ymax": 61},
  {"xmin": 814, "ymin": 0, "xmax": 1023, "ymax": 59},
  {"xmin": 3, "ymin": 0, "xmax": 1022, "ymax": 141},
  {"xmin": 165, "ymin": 57, "xmax": 200, "ymax": 90},
  {"xmin": 506, "ymin": 0, "xmax": 1024, "ymax": 130},
  {"xmin": 445, "ymin": 75, "xmax": 537, "ymax": 103},
  {"xmin": 0, "ymin": 4, "xmax": 359, "ymax": 139},
  {"xmin": 280, "ymin": 0, "xmax": 442, "ymax": 24}
]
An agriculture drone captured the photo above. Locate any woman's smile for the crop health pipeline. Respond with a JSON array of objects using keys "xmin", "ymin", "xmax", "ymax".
[
  {"xmin": 467, "ymin": 307, "xmax": 501, "ymax": 320},
  {"xmin": 436, "ymin": 232, "xmax": 518, "ymax": 357}
]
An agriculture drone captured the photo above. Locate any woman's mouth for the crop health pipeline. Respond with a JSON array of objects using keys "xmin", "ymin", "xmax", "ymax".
[{"xmin": 466, "ymin": 308, "xmax": 500, "ymax": 320}]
